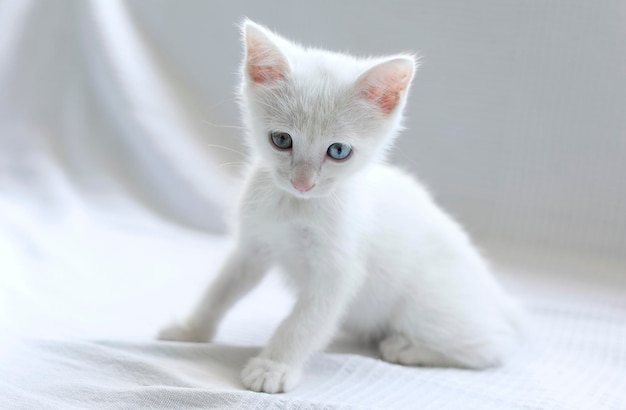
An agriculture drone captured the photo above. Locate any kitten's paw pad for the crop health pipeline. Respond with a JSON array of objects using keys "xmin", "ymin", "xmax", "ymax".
[
  {"xmin": 241, "ymin": 357, "xmax": 301, "ymax": 393},
  {"xmin": 157, "ymin": 322, "xmax": 211, "ymax": 343}
]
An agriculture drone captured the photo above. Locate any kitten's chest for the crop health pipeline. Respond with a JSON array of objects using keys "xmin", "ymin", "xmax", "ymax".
[
  {"xmin": 259, "ymin": 208, "xmax": 337, "ymax": 285},
  {"xmin": 248, "ymin": 194, "xmax": 334, "ymax": 238},
  {"xmin": 240, "ymin": 188, "xmax": 344, "ymax": 254}
]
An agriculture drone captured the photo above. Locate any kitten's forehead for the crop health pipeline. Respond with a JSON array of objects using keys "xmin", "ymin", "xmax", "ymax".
[
  {"xmin": 255, "ymin": 69, "xmax": 356, "ymax": 141},
  {"xmin": 293, "ymin": 49, "xmax": 366, "ymax": 81},
  {"xmin": 244, "ymin": 47, "xmax": 388, "ymax": 145}
]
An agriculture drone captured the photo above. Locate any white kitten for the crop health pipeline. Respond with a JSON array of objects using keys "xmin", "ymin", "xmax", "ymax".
[{"xmin": 159, "ymin": 20, "xmax": 525, "ymax": 394}]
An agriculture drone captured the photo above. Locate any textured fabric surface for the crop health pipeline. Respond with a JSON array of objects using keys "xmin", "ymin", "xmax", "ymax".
[
  {"xmin": 2, "ymin": 175, "xmax": 624, "ymax": 409},
  {"xmin": 2, "ymin": 282, "xmax": 626, "ymax": 410},
  {"xmin": 1, "ymin": 1, "xmax": 626, "ymax": 409}
]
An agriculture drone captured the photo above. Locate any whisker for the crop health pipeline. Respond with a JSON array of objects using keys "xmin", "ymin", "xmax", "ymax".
[
  {"xmin": 219, "ymin": 161, "xmax": 247, "ymax": 169},
  {"xmin": 201, "ymin": 119, "xmax": 246, "ymax": 130},
  {"xmin": 206, "ymin": 144, "xmax": 247, "ymax": 157}
]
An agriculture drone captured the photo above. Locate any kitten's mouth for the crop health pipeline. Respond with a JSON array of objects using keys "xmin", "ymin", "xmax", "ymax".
[
  {"xmin": 291, "ymin": 182, "xmax": 315, "ymax": 193},
  {"xmin": 281, "ymin": 181, "xmax": 325, "ymax": 199},
  {"xmin": 290, "ymin": 185, "xmax": 316, "ymax": 198},
  {"xmin": 274, "ymin": 173, "xmax": 324, "ymax": 198}
]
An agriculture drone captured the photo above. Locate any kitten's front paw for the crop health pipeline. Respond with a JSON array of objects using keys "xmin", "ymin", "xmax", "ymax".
[
  {"xmin": 157, "ymin": 321, "xmax": 213, "ymax": 343},
  {"xmin": 241, "ymin": 357, "xmax": 301, "ymax": 393}
]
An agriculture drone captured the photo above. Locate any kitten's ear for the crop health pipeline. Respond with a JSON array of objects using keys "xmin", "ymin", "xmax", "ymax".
[
  {"xmin": 242, "ymin": 20, "xmax": 290, "ymax": 85},
  {"xmin": 356, "ymin": 56, "xmax": 416, "ymax": 114}
]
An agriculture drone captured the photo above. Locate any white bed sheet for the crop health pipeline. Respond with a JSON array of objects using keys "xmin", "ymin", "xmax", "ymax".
[
  {"xmin": 1, "ymin": 188, "xmax": 626, "ymax": 409},
  {"xmin": 1, "ymin": 1, "xmax": 625, "ymax": 408}
]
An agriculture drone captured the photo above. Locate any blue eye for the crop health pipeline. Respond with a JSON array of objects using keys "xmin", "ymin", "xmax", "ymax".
[
  {"xmin": 327, "ymin": 143, "xmax": 352, "ymax": 160},
  {"xmin": 270, "ymin": 131, "xmax": 292, "ymax": 150}
]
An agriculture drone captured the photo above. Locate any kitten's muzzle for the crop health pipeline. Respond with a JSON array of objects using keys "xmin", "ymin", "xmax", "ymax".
[
  {"xmin": 291, "ymin": 179, "xmax": 315, "ymax": 192},
  {"xmin": 290, "ymin": 162, "xmax": 317, "ymax": 193}
]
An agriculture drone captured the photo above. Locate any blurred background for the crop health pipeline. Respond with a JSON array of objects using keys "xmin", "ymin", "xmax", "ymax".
[{"xmin": 1, "ymin": 0, "xmax": 625, "ymax": 339}]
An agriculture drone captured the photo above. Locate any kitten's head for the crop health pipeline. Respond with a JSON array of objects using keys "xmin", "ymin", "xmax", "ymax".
[{"xmin": 239, "ymin": 20, "xmax": 416, "ymax": 198}]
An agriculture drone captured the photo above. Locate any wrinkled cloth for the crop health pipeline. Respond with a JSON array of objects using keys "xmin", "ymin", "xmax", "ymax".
[
  {"xmin": 1, "ymin": 0, "xmax": 626, "ymax": 409},
  {"xmin": 2, "ymin": 275, "xmax": 626, "ymax": 409}
]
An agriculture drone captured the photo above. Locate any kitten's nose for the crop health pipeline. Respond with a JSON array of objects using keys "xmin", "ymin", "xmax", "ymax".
[{"xmin": 291, "ymin": 179, "xmax": 315, "ymax": 192}]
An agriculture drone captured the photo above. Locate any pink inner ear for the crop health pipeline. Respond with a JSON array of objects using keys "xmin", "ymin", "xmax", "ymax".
[
  {"xmin": 359, "ymin": 61, "xmax": 413, "ymax": 114},
  {"xmin": 246, "ymin": 34, "xmax": 288, "ymax": 84},
  {"xmin": 364, "ymin": 83, "xmax": 404, "ymax": 115},
  {"xmin": 249, "ymin": 64, "xmax": 285, "ymax": 84}
]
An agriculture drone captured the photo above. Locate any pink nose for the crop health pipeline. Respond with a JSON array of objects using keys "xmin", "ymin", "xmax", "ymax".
[{"xmin": 291, "ymin": 180, "xmax": 314, "ymax": 192}]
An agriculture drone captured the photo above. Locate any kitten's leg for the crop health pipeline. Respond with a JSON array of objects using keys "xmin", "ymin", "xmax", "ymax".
[
  {"xmin": 241, "ymin": 258, "xmax": 361, "ymax": 393},
  {"xmin": 379, "ymin": 333, "xmax": 467, "ymax": 367},
  {"xmin": 379, "ymin": 331, "xmax": 506, "ymax": 369},
  {"xmin": 379, "ymin": 290, "xmax": 520, "ymax": 369},
  {"xmin": 158, "ymin": 244, "xmax": 270, "ymax": 343}
]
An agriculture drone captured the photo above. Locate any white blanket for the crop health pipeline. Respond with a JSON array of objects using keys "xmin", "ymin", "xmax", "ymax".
[
  {"xmin": 3, "ymin": 283, "xmax": 626, "ymax": 409},
  {"xmin": 1, "ymin": 201, "xmax": 625, "ymax": 409},
  {"xmin": 1, "ymin": 1, "xmax": 625, "ymax": 408}
]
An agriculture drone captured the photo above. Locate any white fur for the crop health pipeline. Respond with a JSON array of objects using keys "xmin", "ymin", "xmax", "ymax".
[{"xmin": 159, "ymin": 20, "xmax": 525, "ymax": 394}]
